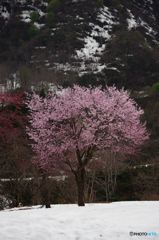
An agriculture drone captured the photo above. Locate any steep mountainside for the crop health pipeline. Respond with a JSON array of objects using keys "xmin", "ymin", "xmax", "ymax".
[
  {"xmin": 0, "ymin": 0, "xmax": 159, "ymax": 201},
  {"xmin": 0, "ymin": 0, "xmax": 159, "ymax": 89}
]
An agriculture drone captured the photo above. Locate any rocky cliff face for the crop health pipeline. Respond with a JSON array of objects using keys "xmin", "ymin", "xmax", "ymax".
[{"xmin": 0, "ymin": 0, "xmax": 159, "ymax": 89}]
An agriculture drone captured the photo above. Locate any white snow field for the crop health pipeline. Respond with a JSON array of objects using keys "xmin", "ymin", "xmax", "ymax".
[{"xmin": 0, "ymin": 201, "xmax": 159, "ymax": 240}]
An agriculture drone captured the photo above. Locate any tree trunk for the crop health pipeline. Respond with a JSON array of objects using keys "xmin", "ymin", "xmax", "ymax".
[
  {"xmin": 41, "ymin": 175, "xmax": 51, "ymax": 208},
  {"xmin": 75, "ymin": 168, "xmax": 85, "ymax": 206}
]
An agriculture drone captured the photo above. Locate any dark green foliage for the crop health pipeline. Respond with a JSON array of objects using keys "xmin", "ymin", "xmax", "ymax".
[
  {"xmin": 46, "ymin": 12, "xmax": 55, "ymax": 27},
  {"xmin": 46, "ymin": 0, "xmax": 61, "ymax": 27},
  {"xmin": 111, "ymin": 0, "xmax": 122, "ymax": 7},
  {"xmin": 28, "ymin": 25, "xmax": 39, "ymax": 38},
  {"xmin": 102, "ymin": 30, "xmax": 159, "ymax": 88},
  {"xmin": 152, "ymin": 82, "xmax": 159, "ymax": 93},
  {"xmin": 77, "ymin": 73, "xmax": 106, "ymax": 87},
  {"xmin": 95, "ymin": 0, "xmax": 104, "ymax": 7},
  {"xmin": 30, "ymin": 11, "xmax": 39, "ymax": 23},
  {"xmin": 95, "ymin": 165, "xmax": 159, "ymax": 202},
  {"xmin": 47, "ymin": 0, "xmax": 61, "ymax": 12},
  {"xmin": 0, "ymin": 176, "xmax": 77, "ymax": 207},
  {"xmin": 144, "ymin": 97, "xmax": 159, "ymax": 138}
]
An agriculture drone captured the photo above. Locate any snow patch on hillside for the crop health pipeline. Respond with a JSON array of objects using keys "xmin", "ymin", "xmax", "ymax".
[
  {"xmin": 76, "ymin": 35, "xmax": 103, "ymax": 61},
  {"xmin": 127, "ymin": 10, "xmax": 138, "ymax": 30},
  {"xmin": 127, "ymin": 9, "xmax": 158, "ymax": 41},
  {"xmin": 74, "ymin": 6, "xmax": 119, "ymax": 75},
  {"xmin": 50, "ymin": 6, "xmax": 119, "ymax": 75},
  {"xmin": 0, "ymin": 6, "xmax": 10, "ymax": 20},
  {"xmin": 34, "ymin": 22, "xmax": 45, "ymax": 29},
  {"xmin": 21, "ymin": 10, "xmax": 32, "ymax": 23},
  {"xmin": 76, "ymin": 6, "xmax": 117, "ymax": 61},
  {"xmin": 139, "ymin": 18, "xmax": 157, "ymax": 38}
]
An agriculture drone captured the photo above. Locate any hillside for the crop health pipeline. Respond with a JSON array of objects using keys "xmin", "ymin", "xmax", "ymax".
[
  {"xmin": 0, "ymin": 1, "xmax": 159, "ymax": 208},
  {"xmin": 1, "ymin": 0, "xmax": 159, "ymax": 89}
]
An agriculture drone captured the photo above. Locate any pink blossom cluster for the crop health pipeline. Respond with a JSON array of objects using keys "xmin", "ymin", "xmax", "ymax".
[{"xmin": 27, "ymin": 85, "xmax": 148, "ymax": 169}]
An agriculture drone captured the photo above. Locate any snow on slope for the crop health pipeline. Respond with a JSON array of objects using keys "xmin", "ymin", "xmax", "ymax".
[
  {"xmin": 76, "ymin": 6, "xmax": 118, "ymax": 62},
  {"xmin": 76, "ymin": 6, "xmax": 117, "ymax": 61},
  {"xmin": 50, "ymin": 5, "xmax": 119, "ymax": 76},
  {"xmin": 73, "ymin": 6, "xmax": 119, "ymax": 75},
  {"xmin": 127, "ymin": 10, "xmax": 138, "ymax": 30},
  {"xmin": 0, "ymin": 201, "xmax": 159, "ymax": 240},
  {"xmin": 0, "ymin": 6, "xmax": 10, "ymax": 20},
  {"xmin": 0, "ymin": 0, "xmax": 47, "ymax": 25},
  {"xmin": 127, "ymin": 9, "xmax": 158, "ymax": 40}
]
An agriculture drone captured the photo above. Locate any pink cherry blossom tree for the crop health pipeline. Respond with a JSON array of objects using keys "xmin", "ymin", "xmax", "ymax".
[{"xmin": 27, "ymin": 85, "xmax": 148, "ymax": 206}]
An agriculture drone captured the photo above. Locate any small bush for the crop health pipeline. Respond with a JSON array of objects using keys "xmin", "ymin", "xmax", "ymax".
[
  {"xmin": 46, "ymin": 0, "xmax": 61, "ymax": 27},
  {"xmin": 30, "ymin": 11, "xmax": 39, "ymax": 23},
  {"xmin": 46, "ymin": 12, "xmax": 55, "ymax": 27},
  {"xmin": 0, "ymin": 195, "xmax": 12, "ymax": 210},
  {"xmin": 28, "ymin": 25, "xmax": 39, "ymax": 38},
  {"xmin": 47, "ymin": 0, "xmax": 61, "ymax": 12},
  {"xmin": 152, "ymin": 82, "xmax": 159, "ymax": 93}
]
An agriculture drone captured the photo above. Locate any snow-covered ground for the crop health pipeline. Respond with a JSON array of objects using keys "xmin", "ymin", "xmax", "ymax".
[{"xmin": 0, "ymin": 201, "xmax": 159, "ymax": 240}]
